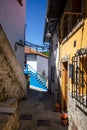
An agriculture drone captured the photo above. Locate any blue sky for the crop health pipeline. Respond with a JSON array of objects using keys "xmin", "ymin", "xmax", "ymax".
[{"xmin": 26, "ymin": 0, "xmax": 47, "ymax": 46}]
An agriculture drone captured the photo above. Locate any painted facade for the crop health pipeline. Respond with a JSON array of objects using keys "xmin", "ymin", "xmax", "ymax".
[
  {"xmin": 48, "ymin": 33, "xmax": 60, "ymax": 102},
  {"xmin": 37, "ymin": 55, "xmax": 48, "ymax": 78},
  {"xmin": 27, "ymin": 54, "xmax": 37, "ymax": 71},
  {"xmin": 43, "ymin": 0, "xmax": 87, "ymax": 130},
  {"xmin": 59, "ymin": 1, "xmax": 87, "ymax": 129},
  {"xmin": 0, "ymin": 0, "xmax": 26, "ymax": 70}
]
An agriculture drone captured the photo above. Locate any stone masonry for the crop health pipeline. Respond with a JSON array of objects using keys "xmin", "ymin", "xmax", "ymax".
[
  {"xmin": 0, "ymin": 24, "xmax": 27, "ymax": 101},
  {"xmin": 68, "ymin": 91, "xmax": 87, "ymax": 130}
]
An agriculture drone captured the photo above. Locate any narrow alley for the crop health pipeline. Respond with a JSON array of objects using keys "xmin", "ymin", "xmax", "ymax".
[
  {"xmin": 18, "ymin": 88, "xmax": 68, "ymax": 130},
  {"xmin": 1, "ymin": 1, "xmax": 87, "ymax": 130}
]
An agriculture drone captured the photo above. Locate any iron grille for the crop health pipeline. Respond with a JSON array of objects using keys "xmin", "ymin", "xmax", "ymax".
[{"xmin": 72, "ymin": 48, "xmax": 87, "ymax": 107}]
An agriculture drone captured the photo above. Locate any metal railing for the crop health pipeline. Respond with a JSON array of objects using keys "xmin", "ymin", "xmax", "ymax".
[
  {"xmin": 72, "ymin": 48, "xmax": 87, "ymax": 107},
  {"xmin": 24, "ymin": 64, "xmax": 46, "ymax": 85}
]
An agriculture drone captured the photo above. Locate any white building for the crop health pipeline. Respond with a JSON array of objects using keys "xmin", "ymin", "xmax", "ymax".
[
  {"xmin": 25, "ymin": 46, "xmax": 48, "ymax": 79},
  {"xmin": 43, "ymin": 28, "xmax": 60, "ymax": 102}
]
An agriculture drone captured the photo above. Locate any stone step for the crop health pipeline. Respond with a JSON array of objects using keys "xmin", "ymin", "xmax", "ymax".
[
  {"xmin": 0, "ymin": 98, "xmax": 18, "ymax": 130},
  {"xmin": 0, "ymin": 98, "xmax": 17, "ymax": 108},
  {"xmin": 0, "ymin": 109, "xmax": 19, "ymax": 130},
  {"xmin": 0, "ymin": 107, "xmax": 16, "ymax": 114}
]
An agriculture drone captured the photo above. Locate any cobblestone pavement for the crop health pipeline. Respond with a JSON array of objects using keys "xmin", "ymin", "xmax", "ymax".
[{"xmin": 18, "ymin": 88, "xmax": 68, "ymax": 130}]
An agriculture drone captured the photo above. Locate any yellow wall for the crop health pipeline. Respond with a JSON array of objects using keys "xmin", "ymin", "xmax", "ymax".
[
  {"xmin": 59, "ymin": 17, "xmax": 87, "ymax": 105},
  {"xmin": 58, "ymin": 0, "xmax": 87, "ymax": 127},
  {"xmin": 60, "ymin": 18, "xmax": 87, "ymax": 60}
]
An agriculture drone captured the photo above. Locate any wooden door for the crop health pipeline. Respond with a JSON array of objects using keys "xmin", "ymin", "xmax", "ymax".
[{"xmin": 62, "ymin": 61, "xmax": 68, "ymax": 112}]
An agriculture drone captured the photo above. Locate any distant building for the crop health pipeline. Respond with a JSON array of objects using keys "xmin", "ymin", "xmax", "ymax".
[{"xmin": 25, "ymin": 46, "xmax": 48, "ymax": 79}]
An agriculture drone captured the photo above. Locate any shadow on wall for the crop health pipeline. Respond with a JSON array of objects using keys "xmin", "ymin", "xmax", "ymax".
[{"xmin": 0, "ymin": 24, "xmax": 27, "ymax": 101}]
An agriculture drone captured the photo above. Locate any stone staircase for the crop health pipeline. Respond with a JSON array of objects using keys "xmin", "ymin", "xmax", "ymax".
[{"xmin": 0, "ymin": 98, "xmax": 19, "ymax": 130}]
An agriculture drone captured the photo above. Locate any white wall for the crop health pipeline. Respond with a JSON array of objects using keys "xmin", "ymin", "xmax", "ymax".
[
  {"xmin": 48, "ymin": 33, "xmax": 59, "ymax": 101},
  {"xmin": 52, "ymin": 33, "xmax": 59, "ymax": 81},
  {"xmin": 37, "ymin": 55, "xmax": 48, "ymax": 78},
  {"xmin": 27, "ymin": 55, "xmax": 37, "ymax": 72},
  {"xmin": 0, "ymin": 0, "xmax": 26, "ymax": 70}
]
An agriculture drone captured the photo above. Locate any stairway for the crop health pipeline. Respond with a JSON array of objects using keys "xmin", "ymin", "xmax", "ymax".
[{"xmin": 24, "ymin": 64, "xmax": 48, "ymax": 91}]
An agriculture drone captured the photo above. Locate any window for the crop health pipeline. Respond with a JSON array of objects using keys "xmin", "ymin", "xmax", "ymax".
[{"xmin": 72, "ymin": 48, "xmax": 87, "ymax": 107}]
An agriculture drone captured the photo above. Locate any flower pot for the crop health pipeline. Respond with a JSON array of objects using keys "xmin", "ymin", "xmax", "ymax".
[
  {"xmin": 54, "ymin": 103, "xmax": 60, "ymax": 112},
  {"xmin": 60, "ymin": 113, "xmax": 68, "ymax": 126},
  {"xmin": 61, "ymin": 118, "xmax": 68, "ymax": 126},
  {"xmin": 61, "ymin": 113, "xmax": 68, "ymax": 119}
]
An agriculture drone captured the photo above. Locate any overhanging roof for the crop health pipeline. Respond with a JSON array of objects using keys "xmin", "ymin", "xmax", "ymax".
[
  {"xmin": 25, "ymin": 46, "xmax": 48, "ymax": 58},
  {"xmin": 47, "ymin": 0, "xmax": 66, "ymax": 20},
  {"xmin": 43, "ymin": 0, "xmax": 66, "ymax": 43}
]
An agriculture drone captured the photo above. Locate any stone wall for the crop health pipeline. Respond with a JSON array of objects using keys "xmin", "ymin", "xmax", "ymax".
[
  {"xmin": 0, "ymin": 25, "xmax": 27, "ymax": 101},
  {"xmin": 68, "ymin": 91, "xmax": 87, "ymax": 130}
]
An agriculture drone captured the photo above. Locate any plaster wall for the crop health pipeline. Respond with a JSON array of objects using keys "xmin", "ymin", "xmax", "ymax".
[
  {"xmin": 0, "ymin": 0, "xmax": 26, "ymax": 70},
  {"xmin": 26, "ymin": 54, "xmax": 37, "ymax": 72},
  {"xmin": 37, "ymin": 55, "xmax": 48, "ymax": 78}
]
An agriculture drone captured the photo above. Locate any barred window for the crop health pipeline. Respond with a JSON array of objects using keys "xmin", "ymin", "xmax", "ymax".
[{"xmin": 72, "ymin": 48, "xmax": 87, "ymax": 107}]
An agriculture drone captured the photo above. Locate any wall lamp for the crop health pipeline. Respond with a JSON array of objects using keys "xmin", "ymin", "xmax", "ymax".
[
  {"xmin": 46, "ymin": 24, "xmax": 56, "ymax": 39},
  {"xmin": 15, "ymin": 39, "xmax": 25, "ymax": 51},
  {"xmin": 46, "ymin": 30, "xmax": 52, "ymax": 38}
]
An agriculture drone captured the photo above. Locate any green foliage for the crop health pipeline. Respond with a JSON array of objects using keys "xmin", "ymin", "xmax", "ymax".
[{"xmin": 41, "ymin": 51, "xmax": 49, "ymax": 57}]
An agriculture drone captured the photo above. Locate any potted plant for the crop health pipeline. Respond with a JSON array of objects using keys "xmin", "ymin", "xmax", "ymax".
[
  {"xmin": 54, "ymin": 103, "xmax": 60, "ymax": 112},
  {"xmin": 61, "ymin": 112, "xmax": 68, "ymax": 126}
]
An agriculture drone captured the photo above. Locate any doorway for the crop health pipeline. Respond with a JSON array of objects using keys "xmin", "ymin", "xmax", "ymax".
[{"xmin": 62, "ymin": 61, "xmax": 68, "ymax": 112}]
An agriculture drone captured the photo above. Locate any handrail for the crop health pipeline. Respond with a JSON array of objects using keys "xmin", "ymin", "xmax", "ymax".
[
  {"xmin": 25, "ymin": 64, "xmax": 46, "ymax": 85},
  {"xmin": 27, "ymin": 64, "xmax": 36, "ymax": 74}
]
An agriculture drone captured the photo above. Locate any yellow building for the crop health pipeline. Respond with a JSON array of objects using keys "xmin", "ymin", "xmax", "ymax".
[{"xmin": 44, "ymin": 0, "xmax": 87, "ymax": 129}]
